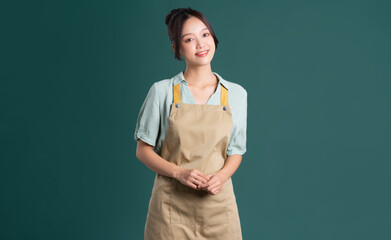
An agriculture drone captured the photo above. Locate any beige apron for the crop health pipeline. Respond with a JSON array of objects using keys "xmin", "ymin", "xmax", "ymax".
[{"xmin": 144, "ymin": 82, "xmax": 242, "ymax": 240}]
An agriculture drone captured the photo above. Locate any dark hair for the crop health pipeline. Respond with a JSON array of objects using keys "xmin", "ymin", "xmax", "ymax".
[{"xmin": 165, "ymin": 7, "xmax": 219, "ymax": 61}]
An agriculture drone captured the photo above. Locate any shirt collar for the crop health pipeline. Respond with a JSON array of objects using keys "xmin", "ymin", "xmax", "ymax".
[{"xmin": 173, "ymin": 70, "xmax": 229, "ymax": 90}]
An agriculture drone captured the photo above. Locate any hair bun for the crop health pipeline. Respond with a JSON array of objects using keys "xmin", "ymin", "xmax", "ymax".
[
  {"xmin": 171, "ymin": 8, "xmax": 187, "ymax": 14},
  {"xmin": 165, "ymin": 8, "xmax": 191, "ymax": 25}
]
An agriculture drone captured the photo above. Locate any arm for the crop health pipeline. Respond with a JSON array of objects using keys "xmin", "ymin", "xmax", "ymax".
[
  {"xmin": 199, "ymin": 86, "xmax": 248, "ymax": 194},
  {"xmin": 218, "ymin": 154, "xmax": 242, "ymax": 180},
  {"xmin": 136, "ymin": 139, "xmax": 179, "ymax": 178},
  {"xmin": 136, "ymin": 139, "xmax": 210, "ymax": 189}
]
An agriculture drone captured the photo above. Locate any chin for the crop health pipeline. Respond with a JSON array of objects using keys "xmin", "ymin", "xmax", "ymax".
[
  {"xmin": 197, "ymin": 55, "xmax": 214, "ymax": 64},
  {"xmin": 195, "ymin": 59, "xmax": 213, "ymax": 66}
]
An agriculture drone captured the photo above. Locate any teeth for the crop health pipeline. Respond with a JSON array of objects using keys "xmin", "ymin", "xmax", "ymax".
[{"xmin": 197, "ymin": 51, "xmax": 208, "ymax": 55}]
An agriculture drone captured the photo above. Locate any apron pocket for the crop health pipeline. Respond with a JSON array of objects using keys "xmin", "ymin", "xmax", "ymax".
[{"xmin": 170, "ymin": 180, "xmax": 230, "ymax": 225}]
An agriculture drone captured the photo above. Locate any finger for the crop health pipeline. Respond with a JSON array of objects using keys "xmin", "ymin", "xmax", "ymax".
[
  {"xmin": 199, "ymin": 178, "xmax": 215, "ymax": 189},
  {"xmin": 197, "ymin": 181, "xmax": 209, "ymax": 189},
  {"xmin": 209, "ymin": 184, "xmax": 222, "ymax": 194},
  {"xmin": 200, "ymin": 179, "xmax": 216, "ymax": 189},
  {"xmin": 195, "ymin": 170, "xmax": 211, "ymax": 181},
  {"xmin": 204, "ymin": 173, "xmax": 213, "ymax": 179},
  {"xmin": 187, "ymin": 181, "xmax": 198, "ymax": 190},
  {"xmin": 198, "ymin": 173, "xmax": 210, "ymax": 182},
  {"xmin": 187, "ymin": 174, "xmax": 203, "ymax": 189},
  {"xmin": 207, "ymin": 181, "xmax": 220, "ymax": 191},
  {"xmin": 199, "ymin": 184, "xmax": 211, "ymax": 191},
  {"xmin": 191, "ymin": 170, "xmax": 209, "ymax": 182},
  {"xmin": 193, "ymin": 174, "xmax": 208, "ymax": 184},
  {"xmin": 210, "ymin": 187, "xmax": 220, "ymax": 195},
  {"xmin": 191, "ymin": 178, "xmax": 205, "ymax": 187},
  {"xmin": 199, "ymin": 176, "xmax": 216, "ymax": 187},
  {"xmin": 197, "ymin": 181, "xmax": 212, "ymax": 190}
]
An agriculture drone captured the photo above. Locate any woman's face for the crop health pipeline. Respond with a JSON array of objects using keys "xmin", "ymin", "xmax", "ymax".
[{"xmin": 177, "ymin": 16, "xmax": 215, "ymax": 67}]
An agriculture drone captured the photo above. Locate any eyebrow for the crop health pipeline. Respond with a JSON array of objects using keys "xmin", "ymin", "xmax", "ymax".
[{"xmin": 181, "ymin": 27, "xmax": 209, "ymax": 38}]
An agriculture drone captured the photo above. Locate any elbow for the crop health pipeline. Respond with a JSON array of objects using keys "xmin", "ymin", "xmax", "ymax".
[
  {"xmin": 136, "ymin": 139, "xmax": 156, "ymax": 163},
  {"xmin": 136, "ymin": 139, "xmax": 153, "ymax": 162},
  {"xmin": 136, "ymin": 149, "xmax": 144, "ymax": 162},
  {"xmin": 136, "ymin": 140, "xmax": 143, "ymax": 161}
]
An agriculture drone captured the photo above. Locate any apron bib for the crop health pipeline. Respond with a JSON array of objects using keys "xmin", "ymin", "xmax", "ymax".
[{"xmin": 144, "ymin": 82, "xmax": 242, "ymax": 240}]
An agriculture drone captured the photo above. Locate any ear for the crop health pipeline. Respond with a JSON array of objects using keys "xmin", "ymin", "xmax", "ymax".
[{"xmin": 173, "ymin": 44, "xmax": 183, "ymax": 56}]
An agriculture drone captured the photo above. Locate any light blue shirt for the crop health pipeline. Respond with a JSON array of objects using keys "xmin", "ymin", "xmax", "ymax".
[{"xmin": 134, "ymin": 70, "xmax": 247, "ymax": 156}]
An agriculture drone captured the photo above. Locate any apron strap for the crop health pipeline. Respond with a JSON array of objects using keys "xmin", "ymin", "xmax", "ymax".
[
  {"xmin": 220, "ymin": 85, "xmax": 228, "ymax": 106},
  {"xmin": 173, "ymin": 82, "xmax": 228, "ymax": 105},
  {"xmin": 173, "ymin": 83, "xmax": 181, "ymax": 103}
]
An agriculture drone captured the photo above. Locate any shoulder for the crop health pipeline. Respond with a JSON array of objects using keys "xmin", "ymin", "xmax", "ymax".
[
  {"xmin": 216, "ymin": 74, "xmax": 247, "ymax": 103},
  {"xmin": 226, "ymin": 80, "xmax": 247, "ymax": 97},
  {"xmin": 215, "ymin": 72, "xmax": 247, "ymax": 95},
  {"xmin": 146, "ymin": 78, "xmax": 173, "ymax": 97},
  {"xmin": 149, "ymin": 71, "xmax": 184, "ymax": 95},
  {"xmin": 152, "ymin": 78, "xmax": 173, "ymax": 89},
  {"xmin": 142, "ymin": 75, "xmax": 178, "ymax": 106}
]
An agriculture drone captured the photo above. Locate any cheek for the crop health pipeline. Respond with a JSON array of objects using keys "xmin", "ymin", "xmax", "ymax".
[
  {"xmin": 180, "ymin": 43, "xmax": 189, "ymax": 52},
  {"xmin": 207, "ymin": 39, "xmax": 216, "ymax": 50},
  {"xmin": 183, "ymin": 45, "xmax": 196, "ymax": 56}
]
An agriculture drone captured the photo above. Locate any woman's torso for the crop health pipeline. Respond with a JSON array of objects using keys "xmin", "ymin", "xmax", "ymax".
[{"xmin": 134, "ymin": 70, "xmax": 247, "ymax": 156}]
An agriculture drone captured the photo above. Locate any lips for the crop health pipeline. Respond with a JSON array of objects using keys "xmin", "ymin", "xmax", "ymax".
[{"xmin": 195, "ymin": 50, "xmax": 209, "ymax": 57}]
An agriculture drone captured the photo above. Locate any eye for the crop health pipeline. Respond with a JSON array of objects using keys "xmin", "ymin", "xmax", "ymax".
[
  {"xmin": 203, "ymin": 33, "xmax": 210, "ymax": 37},
  {"xmin": 185, "ymin": 38, "xmax": 193, "ymax": 42}
]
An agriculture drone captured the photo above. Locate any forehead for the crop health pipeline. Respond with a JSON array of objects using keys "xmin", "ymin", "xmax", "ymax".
[{"xmin": 181, "ymin": 17, "xmax": 208, "ymax": 35}]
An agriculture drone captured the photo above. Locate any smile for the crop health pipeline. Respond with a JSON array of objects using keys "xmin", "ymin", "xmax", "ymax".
[{"xmin": 195, "ymin": 50, "xmax": 209, "ymax": 57}]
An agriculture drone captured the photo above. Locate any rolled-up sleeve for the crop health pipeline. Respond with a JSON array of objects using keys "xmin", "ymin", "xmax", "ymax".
[
  {"xmin": 226, "ymin": 88, "xmax": 247, "ymax": 156},
  {"xmin": 134, "ymin": 83, "xmax": 160, "ymax": 147}
]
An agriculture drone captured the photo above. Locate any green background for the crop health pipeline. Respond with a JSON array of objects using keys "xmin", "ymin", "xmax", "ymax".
[{"xmin": 1, "ymin": 0, "xmax": 390, "ymax": 239}]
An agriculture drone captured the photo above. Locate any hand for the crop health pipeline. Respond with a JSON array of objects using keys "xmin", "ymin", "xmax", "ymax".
[
  {"xmin": 197, "ymin": 171, "xmax": 228, "ymax": 195},
  {"xmin": 175, "ymin": 168, "xmax": 211, "ymax": 190}
]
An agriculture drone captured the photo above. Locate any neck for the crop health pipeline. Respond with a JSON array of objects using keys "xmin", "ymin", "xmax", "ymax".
[{"xmin": 183, "ymin": 64, "xmax": 217, "ymax": 87}]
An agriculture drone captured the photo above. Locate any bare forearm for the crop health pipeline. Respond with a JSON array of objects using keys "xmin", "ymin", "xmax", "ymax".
[
  {"xmin": 218, "ymin": 154, "xmax": 242, "ymax": 179},
  {"xmin": 136, "ymin": 140, "xmax": 181, "ymax": 179}
]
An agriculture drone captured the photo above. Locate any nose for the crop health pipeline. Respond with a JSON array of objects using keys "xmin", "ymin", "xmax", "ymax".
[{"xmin": 196, "ymin": 37, "xmax": 205, "ymax": 49}]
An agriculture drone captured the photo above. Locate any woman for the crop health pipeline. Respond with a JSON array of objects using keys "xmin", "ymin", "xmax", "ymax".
[{"xmin": 134, "ymin": 7, "xmax": 247, "ymax": 240}]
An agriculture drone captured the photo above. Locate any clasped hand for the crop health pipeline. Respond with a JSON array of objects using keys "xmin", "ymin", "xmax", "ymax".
[{"xmin": 176, "ymin": 168, "xmax": 228, "ymax": 195}]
